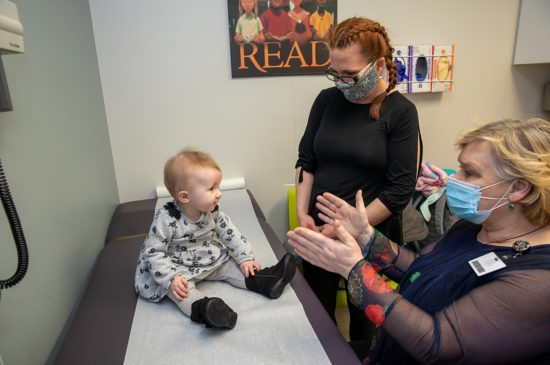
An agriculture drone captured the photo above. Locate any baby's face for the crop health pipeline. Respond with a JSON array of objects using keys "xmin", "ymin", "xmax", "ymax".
[
  {"xmin": 241, "ymin": 0, "xmax": 255, "ymax": 13},
  {"xmin": 186, "ymin": 167, "xmax": 222, "ymax": 213}
]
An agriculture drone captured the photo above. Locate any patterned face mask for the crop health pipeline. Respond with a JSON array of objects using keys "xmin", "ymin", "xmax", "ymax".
[{"xmin": 334, "ymin": 62, "xmax": 380, "ymax": 102}]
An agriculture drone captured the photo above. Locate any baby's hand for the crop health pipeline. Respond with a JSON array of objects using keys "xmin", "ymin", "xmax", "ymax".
[
  {"xmin": 240, "ymin": 260, "xmax": 261, "ymax": 278},
  {"xmin": 170, "ymin": 275, "xmax": 189, "ymax": 301}
]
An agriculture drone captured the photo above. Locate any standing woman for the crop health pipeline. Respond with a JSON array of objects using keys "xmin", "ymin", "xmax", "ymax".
[{"xmin": 294, "ymin": 17, "xmax": 421, "ymax": 351}]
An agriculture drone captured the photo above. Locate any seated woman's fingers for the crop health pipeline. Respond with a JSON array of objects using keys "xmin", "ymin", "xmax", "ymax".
[
  {"xmin": 417, "ymin": 176, "xmax": 438, "ymax": 185},
  {"xmin": 316, "ymin": 195, "xmax": 338, "ymax": 214},
  {"xmin": 316, "ymin": 202, "xmax": 336, "ymax": 219},
  {"xmin": 289, "ymin": 226, "xmax": 360, "ymax": 277},
  {"xmin": 430, "ymin": 164, "xmax": 448, "ymax": 184},
  {"xmin": 354, "ymin": 190, "xmax": 366, "ymax": 211},
  {"xmin": 334, "ymin": 220, "xmax": 356, "ymax": 247},
  {"xmin": 320, "ymin": 191, "xmax": 346, "ymax": 208},
  {"xmin": 287, "ymin": 239, "xmax": 314, "ymax": 264},
  {"xmin": 287, "ymin": 229, "xmax": 320, "ymax": 259},
  {"xmin": 317, "ymin": 211, "xmax": 333, "ymax": 225},
  {"xmin": 416, "ymin": 177, "xmax": 438, "ymax": 190},
  {"xmin": 421, "ymin": 162, "xmax": 438, "ymax": 179}
]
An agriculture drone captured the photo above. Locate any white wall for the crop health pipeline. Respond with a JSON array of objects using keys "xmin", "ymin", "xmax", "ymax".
[
  {"xmin": 90, "ymin": 0, "xmax": 550, "ymax": 242},
  {"xmin": 0, "ymin": 1, "xmax": 119, "ymax": 364}
]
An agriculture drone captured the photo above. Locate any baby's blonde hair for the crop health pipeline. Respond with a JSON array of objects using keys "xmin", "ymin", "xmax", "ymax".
[
  {"xmin": 456, "ymin": 118, "xmax": 550, "ymax": 225},
  {"xmin": 164, "ymin": 148, "xmax": 221, "ymax": 199}
]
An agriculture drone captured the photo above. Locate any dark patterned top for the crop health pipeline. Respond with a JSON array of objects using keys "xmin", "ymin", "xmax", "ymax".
[{"xmin": 348, "ymin": 221, "xmax": 550, "ymax": 364}]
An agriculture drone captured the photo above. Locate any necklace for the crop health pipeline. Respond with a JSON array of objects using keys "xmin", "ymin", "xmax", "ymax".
[{"xmin": 480, "ymin": 225, "xmax": 545, "ymax": 244}]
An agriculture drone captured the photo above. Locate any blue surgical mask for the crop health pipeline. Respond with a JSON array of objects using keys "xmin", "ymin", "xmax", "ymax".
[
  {"xmin": 446, "ymin": 176, "xmax": 515, "ymax": 224},
  {"xmin": 335, "ymin": 62, "xmax": 380, "ymax": 102}
]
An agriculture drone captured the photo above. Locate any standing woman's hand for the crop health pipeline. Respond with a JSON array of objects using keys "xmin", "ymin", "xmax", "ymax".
[
  {"xmin": 316, "ymin": 190, "xmax": 373, "ymax": 246},
  {"xmin": 298, "ymin": 213, "xmax": 321, "ymax": 232}
]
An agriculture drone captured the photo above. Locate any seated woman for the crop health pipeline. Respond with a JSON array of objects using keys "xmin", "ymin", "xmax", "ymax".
[{"xmin": 288, "ymin": 118, "xmax": 550, "ymax": 364}]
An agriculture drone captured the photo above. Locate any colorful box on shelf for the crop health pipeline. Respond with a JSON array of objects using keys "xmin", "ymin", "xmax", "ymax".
[
  {"xmin": 410, "ymin": 45, "xmax": 432, "ymax": 93},
  {"xmin": 392, "ymin": 44, "xmax": 454, "ymax": 93},
  {"xmin": 392, "ymin": 45, "xmax": 411, "ymax": 94},
  {"xmin": 431, "ymin": 45, "xmax": 454, "ymax": 92}
]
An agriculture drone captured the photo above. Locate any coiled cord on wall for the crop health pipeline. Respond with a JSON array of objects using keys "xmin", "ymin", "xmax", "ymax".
[{"xmin": 0, "ymin": 158, "xmax": 29, "ymax": 292}]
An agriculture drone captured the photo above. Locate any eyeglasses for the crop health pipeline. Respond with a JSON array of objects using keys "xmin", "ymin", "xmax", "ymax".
[{"xmin": 324, "ymin": 62, "xmax": 373, "ymax": 85}]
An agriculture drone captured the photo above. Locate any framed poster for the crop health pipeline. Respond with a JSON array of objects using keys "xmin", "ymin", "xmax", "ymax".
[{"xmin": 227, "ymin": 0, "xmax": 338, "ymax": 78}]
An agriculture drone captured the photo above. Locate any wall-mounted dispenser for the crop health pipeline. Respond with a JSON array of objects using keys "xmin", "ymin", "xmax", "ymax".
[
  {"xmin": 0, "ymin": 0, "xmax": 23, "ymax": 111},
  {"xmin": 392, "ymin": 44, "xmax": 454, "ymax": 94},
  {"xmin": 0, "ymin": 0, "xmax": 24, "ymax": 54}
]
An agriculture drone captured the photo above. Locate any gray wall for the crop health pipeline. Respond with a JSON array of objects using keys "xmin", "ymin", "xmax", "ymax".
[{"xmin": 0, "ymin": 1, "xmax": 118, "ymax": 364}]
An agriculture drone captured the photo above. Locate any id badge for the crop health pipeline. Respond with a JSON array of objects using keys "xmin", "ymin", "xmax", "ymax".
[{"xmin": 468, "ymin": 252, "xmax": 507, "ymax": 276}]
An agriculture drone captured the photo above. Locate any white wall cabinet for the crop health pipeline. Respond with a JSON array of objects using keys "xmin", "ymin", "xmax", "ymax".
[{"xmin": 514, "ymin": 0, "xmax": 550, "ymax": 65}]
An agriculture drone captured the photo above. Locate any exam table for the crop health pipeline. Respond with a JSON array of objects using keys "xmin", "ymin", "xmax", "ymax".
[{"xmin": 53, "ymin": 190, "xmax": 360, "ymax": 365}]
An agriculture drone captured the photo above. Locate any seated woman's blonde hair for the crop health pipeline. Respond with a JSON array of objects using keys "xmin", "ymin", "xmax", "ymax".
[{"xmin": 455, "ymin": 118, "xmax": 550, "ymax": 225}]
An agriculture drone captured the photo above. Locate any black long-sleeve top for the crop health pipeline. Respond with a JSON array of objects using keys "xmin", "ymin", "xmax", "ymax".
[{"xmin": 296, "ymin": 88, "xmax": 421, "ymax": 230}]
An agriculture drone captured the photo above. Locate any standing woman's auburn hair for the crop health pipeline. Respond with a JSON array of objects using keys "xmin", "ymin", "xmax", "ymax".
[{"xmin": 327, "ymin": 17, "xmax": 397, "ymax": 120}]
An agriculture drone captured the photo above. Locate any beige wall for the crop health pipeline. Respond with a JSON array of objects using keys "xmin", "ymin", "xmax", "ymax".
[
  {"xmin": 90, "ymin": 0, "xmax": 550, "ymax": 242},
  {"xmin": 0, "ymin": 1, "xmax": 118, "ymax": 364}
]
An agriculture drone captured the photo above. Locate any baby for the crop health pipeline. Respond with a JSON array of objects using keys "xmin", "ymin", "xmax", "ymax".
[{"xmin": 135, "ymin": 148, "xmax": 296, "ymax": 329}]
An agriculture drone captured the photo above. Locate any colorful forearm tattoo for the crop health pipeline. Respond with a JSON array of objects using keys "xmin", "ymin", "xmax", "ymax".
[{"xmin": 348, "ymin": 260, "xmax": 400, "ymax": 327}]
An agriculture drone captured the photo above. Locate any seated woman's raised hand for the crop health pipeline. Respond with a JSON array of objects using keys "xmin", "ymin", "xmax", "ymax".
[
  {"xmin": 316, "ymin": 189, "xmax": 374, "ymax": 247},
  {"xmin": 288, "ymin": 220, "xmax": 364, "ymax": 278},
  {"xmin": 416, "ymin": 162, "xmax": 449, "ymax": 197}
]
